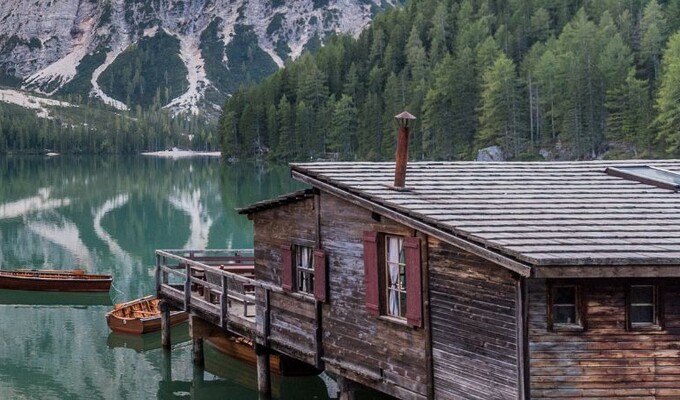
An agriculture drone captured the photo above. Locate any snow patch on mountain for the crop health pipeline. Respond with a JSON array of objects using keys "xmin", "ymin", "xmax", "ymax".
[
  {"xmin": 0, "ymin": 89, "xmax": 73, "ymax": 118},
  {"xmin": 0, "ymin": 0, "xmax": 396, "ymax": 114}
]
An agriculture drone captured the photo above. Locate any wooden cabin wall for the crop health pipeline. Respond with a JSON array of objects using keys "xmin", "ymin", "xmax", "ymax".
[
  {"xmin": 252, "ymin": 198, "xmax": 318, "ymax": 365},
  {"xmin": 428, "ymin": 237, "xmax": 520, "ymax": 400},
  {"xmin": 319, "ymin": 194, "xmax": 428, "ymax": 400},
  {"xmin": 529, "ymin": 279, "xmax": 680, "ymax": 399}
]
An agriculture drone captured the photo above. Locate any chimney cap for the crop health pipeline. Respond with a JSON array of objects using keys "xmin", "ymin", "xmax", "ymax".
[
  {"xmin": 395, "ymin": 111, "xmax": 416, "ymax": 120},
  {"xmin": 395, "ymin": 111, "xmax": 416, "ymax": 128}
]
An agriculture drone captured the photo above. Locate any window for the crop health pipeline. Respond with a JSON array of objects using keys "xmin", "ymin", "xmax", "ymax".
[
  {"xmin": 295, "ymin": 245, "xmax": 314, "ymax": 295},
  {"xmin": 606, "ymin": 165, "xmax": 680, "ymax": 191},
  {"xmin": 363, "ymin": 231, "xmax": 422, "ymax": 327},
  {"xmin": 385, "ymin": 235, "xmax": 406, "ymax": 319},
  {"xmin": 628, "ymin": 285, "xmax": 661, "ymax": 330},
  {"xmin": 550, "ymin": 285, "xmax": 583, "ymax": 331},
  {"xmin": 281, "ymin": 243, "xmax": 326, "ymax": 301}
]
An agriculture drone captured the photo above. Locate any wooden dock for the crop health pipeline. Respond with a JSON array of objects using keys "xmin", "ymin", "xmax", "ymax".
[
  {"xmin": 155, "ymin": 248, "xmax": 292, "ymax": 397},
  {"xmin": 155, "ymin": 249, "xmax": 269, "ymax": 339}
]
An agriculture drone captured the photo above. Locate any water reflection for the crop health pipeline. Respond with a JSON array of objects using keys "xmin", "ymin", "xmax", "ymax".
[
  {"xmin": 27, "ymin": 217, "xmax": 94, "ymax": 270},
  {"xmin": 107, "ymin": 325, "xmax": 190, "ymax": 353},
  {"xmin": 0, "ymin": 156, "xmax": 309, "ymax": 399},
  {"xmin": 0, "ymin": 289, "xmax": 112, "ymax": 306},
  {"xmin": 0, "ymin": 188, "xmax": 71, "ymax": 220}
]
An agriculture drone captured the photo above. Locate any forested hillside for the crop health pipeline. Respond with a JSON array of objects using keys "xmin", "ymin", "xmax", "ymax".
[
  {"xmin": 219, "ymin": 0, "xmax": 680, "ymax": 161},
  {"xmin": 0, "ymin": 100, "xmax": 218, "ymax": 154}
]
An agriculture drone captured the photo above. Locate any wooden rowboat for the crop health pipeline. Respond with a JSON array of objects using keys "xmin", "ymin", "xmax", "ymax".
[
  {"xmin": 106, "ymin": 295, "xmax": 188, "ymax": 335},
  {"xmin": 0, "ymin": 269, "xmax": 112, "ymax": 292}
]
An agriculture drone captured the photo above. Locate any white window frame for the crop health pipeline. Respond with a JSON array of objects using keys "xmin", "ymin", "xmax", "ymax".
[
  {"xmin": 294, "ymin": 244, "xmax": 314, "ymax": 295},
  {"xmin": 384, "ymin": 235, "xmax": 406, "ymax": 319}
]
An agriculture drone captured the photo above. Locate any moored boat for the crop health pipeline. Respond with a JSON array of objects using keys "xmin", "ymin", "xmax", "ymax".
[
  {"xmin": 205, "ymin": 335, "xmax": 320, "ymax": 376},
  {"xmin": 106, "ymin": 295, "xmax": 188, "ymax": 335},
  {"xmin": 0, "ymin": 269, "xmax": 112, "ymax": 292}
]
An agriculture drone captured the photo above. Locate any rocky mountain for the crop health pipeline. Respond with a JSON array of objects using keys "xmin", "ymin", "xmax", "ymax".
[{"xmin": 0, "ymin": 0, "xmax": 395, "ymax": 116}]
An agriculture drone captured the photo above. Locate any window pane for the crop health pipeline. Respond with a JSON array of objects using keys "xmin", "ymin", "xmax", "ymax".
[
  {"xmin": 554, "ymin": 287, "xmax": 575, "ymax": 304},
  {"xmin": 631, "ymin": 286, "xmax": 654, "ymax": 304},
  {"xmin": 399, "ymin": 291, "xmax": 407, "ymax": 318},
  {"xmin": 631, "ymin": 305, "xmax": 654, "ymax": 324},
  {"xmin": 554, "ymin": 305, "xmax": 576, "ymax": 324},
  {"xmin": 294, "ymin": 245, "xmax": 314, "ymax": 294}
]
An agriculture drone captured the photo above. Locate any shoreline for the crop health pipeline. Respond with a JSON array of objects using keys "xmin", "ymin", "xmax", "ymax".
[{"xmin": 141, "ymin": 149, "xmax": 221, "ymax": 158}]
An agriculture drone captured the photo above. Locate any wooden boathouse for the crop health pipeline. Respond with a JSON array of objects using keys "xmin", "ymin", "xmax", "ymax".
[{"xmin": 154, "ymin": 117, "xmax": 680, "ymax": 399}]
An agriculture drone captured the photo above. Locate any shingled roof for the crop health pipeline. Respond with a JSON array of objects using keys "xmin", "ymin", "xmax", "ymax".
[
  {"xmin": 291, "ymin": 160, "xmax": 680, "ymax": 268},
  {"xmin": 237, "ymin": 189, "xmax": 314, "ymax": 215}
]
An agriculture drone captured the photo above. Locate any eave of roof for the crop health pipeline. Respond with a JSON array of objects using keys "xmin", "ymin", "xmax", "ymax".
[{"xmin": 237, "ymin": 188, "xmax": 314, "ymax": 215}]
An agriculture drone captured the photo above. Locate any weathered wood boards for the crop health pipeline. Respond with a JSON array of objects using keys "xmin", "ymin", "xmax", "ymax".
[
  {"xmin": 529, "ymin": 279, "xmax": 680, "ymax": 399},
  {"xmin": 429, "ymin": 237, "xmax": 520, "ymax": 400}
]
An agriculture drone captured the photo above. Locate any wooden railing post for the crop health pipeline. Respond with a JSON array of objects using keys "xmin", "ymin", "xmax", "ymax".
[
  {"xmin": 220, "ymin": 274, "xmax": 228, "ymax": 328},
  {"xmin": 155, "ymin": 253, "xmax": 161, "ymax": 295},
  {"xmin": 184, "ymin": 264, "xmax": 191, "ymax": 310}
]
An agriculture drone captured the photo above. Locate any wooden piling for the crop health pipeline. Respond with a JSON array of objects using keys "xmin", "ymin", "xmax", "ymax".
[
  {"xmin": 255, "ymin": 343, "xmax": 271, "ymax": 398},
  {"xmin": 160, "ymin": 300, "xmax": 171, "ymax": 350},
  {"xmin": 160, "ymin": 349, "xmax": 171, "ymax": 382},
  {"xmin": 337, "ymin": 377, "xmax": 357, "ymax": 400},
  {"xmin": 192, "ymin": 336, "xmax": 204, "ymax": 367}
]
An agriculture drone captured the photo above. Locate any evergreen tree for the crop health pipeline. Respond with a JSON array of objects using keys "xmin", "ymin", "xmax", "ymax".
[
  {"xmin": 329, "ymin": 95, "xmax": 358, "ymax": 156},
  {"xmin": 654, "ymin": 31, "xmax": 680, "ymax": 154},
  {"xmin": 640, "ymin": 0, "xmax": 667, "ymax": 83},
  {"xmin": 477, "ymin": 53, "xmax": 523, "ymax": 158}
]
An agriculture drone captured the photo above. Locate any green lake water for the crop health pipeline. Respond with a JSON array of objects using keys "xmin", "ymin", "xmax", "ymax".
[{"xmin": 0, "ymin": 156, "xmax": 333, "ymax": 400}]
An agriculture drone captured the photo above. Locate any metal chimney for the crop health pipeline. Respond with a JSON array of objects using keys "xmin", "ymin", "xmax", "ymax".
[{"xmin": 394, "ymin": 111, "xmax": 416, "ymax": 189}]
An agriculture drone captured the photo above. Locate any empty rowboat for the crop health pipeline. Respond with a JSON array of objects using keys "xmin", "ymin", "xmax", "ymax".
[
  {"xmin": 0, "ymin": 269, "xmax": 112, "ymax": 292},
  {"xmin": 106, "ymin": 295, "xmax": 188, "ymax": 335}
]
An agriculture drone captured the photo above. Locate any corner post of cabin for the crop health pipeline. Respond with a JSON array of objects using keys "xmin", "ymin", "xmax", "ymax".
[
  {"xmin": 160, "ymin": 300, "xmax": 171, "ymax": 350},
  {"xmin": 255, "ymin": 343, "xmax": 271, "ymax": 398},
  {"xmin": 516, "ymin": 275, "xmax": 529, "ymax": 400},
  {"xmin": 418, "ymin": 231, "xmax": 434, "ymax": 400},
  {"xmin": 313, "ymin": 188, "xmax": 324, "ymax": 370}
]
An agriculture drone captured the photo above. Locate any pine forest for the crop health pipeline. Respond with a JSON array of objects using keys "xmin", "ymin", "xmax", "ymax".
[{"xmin": 219, "ymin": 0, "xmax": 680, "ymax": 161}]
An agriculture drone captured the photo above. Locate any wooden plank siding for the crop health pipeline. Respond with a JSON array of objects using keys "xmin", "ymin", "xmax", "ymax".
[
  {"xmin": 319, "ymin": 194, "xmax": 429, "ymax": 400},
  {"xmin": 428, "ymin": 237, "xmax": 520, "ymax": 400},
  {"xmin": 251, "ymin": 197, "xmax": 318, "ymax": 365},
  {"xmin": 529, "ymin": 279, "xmax": 680, "ymax": 399}
]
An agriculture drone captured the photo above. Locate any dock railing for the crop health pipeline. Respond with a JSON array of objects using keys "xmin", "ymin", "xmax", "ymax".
[{"xmin": 155, "ymin": 249, "xmax": 262, "ymax": 332}]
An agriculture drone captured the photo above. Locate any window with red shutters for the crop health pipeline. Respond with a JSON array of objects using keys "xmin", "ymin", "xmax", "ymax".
[{"xmin": 363, "ymin": 231, "xmax": 423, "ymax": 327}]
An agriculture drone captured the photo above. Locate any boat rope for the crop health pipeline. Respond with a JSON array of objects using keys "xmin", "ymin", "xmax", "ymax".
[{"xmin": 110, "ymin": 281, "xmax": 125, "ymax": 299}]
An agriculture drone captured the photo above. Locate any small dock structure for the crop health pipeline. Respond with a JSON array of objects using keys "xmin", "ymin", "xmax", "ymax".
[{"xmin": 155, "ymin": 249, "xmax": 259, "ymax": 338}]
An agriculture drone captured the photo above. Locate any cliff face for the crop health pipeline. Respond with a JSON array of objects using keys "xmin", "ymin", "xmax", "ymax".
[{"xmin": 0, "ymin": 0, "xmax": 393, "ymax": 114}]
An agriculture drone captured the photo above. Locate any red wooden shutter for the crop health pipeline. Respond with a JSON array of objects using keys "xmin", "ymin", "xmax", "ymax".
[
  {"xmin": 363, "ymin": 231, "xmax": 380, "ymax": 316},
  {"xmin": 281, "ymin": 244, "xmax": 293, "ymax": 291},
  {"xmin": 314, "ymin": 249, "xmax": 327, "ymax": 302},
  {"xmin": 404, "ymin": 236, "xmax": 423, "ymax": 327}
]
